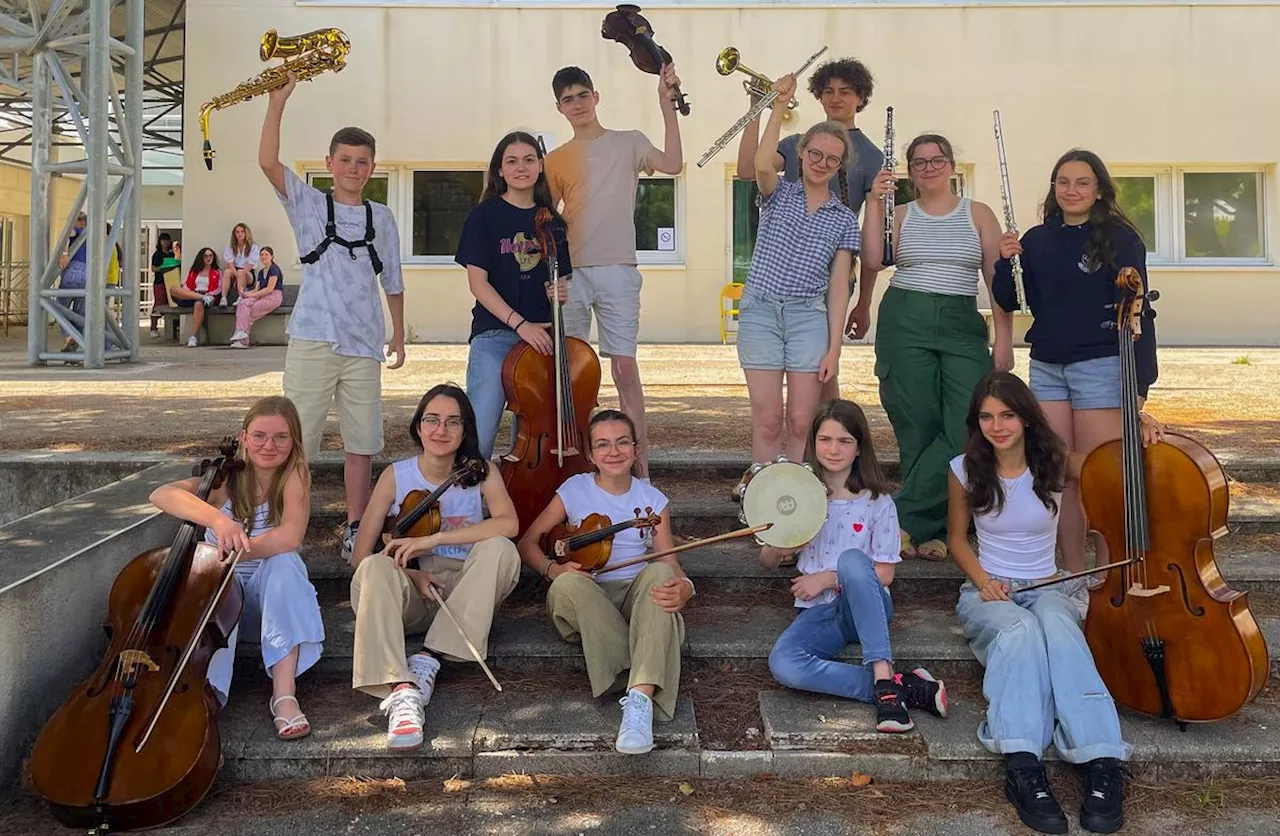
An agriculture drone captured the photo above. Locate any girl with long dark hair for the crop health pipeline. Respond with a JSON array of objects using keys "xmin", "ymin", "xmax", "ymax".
[
  {"xmin": 517, "ymin": 409, "xmax": 692, "ymax": 757},
  {"xmin": 947, "ymin": 371, "xmax": 1128, "ymax": 835},
  {"xmin": 349, "ymin": 383, "xmax": 521, "ymax": 752},
  {"xmin": 994, "ymin": 149, "xmax": 1164, "ymax": 574},
  {"xmin": 169, "ymin": 247, "xmax": 222, "ymax": 347},
  {"xmin": 862, "ymin": 133, "xmax": 1014, "ymax": 562},
  {"xmin": 764, "ymin": 399, "xmax": 947, "ymax": 734},
  {"xmin": 458, "ymin": 131, "xmax": 574, "ymax": 458}
]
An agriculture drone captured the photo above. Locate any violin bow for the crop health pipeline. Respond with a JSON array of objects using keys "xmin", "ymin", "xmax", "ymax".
[
  {"xmin": 535, "ymin": 208, "xmax": 567, "ymax": 468},
  {"xmin": 1015, "ymin": 557, "xmax": 1144, "ymax": 594},
  {"xmin": 425, "ymin": 584, "xmax": 502, "ymax": 692},
  {"xmin": 592, "ymin": 523, "xmax": 772, "ymax": 577}
]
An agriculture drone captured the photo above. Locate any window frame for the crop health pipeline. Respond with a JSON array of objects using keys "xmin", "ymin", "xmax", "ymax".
[
  {"xmin": 400, "ymin": 164, "xmax": 488, "ymax": 265},
  {"xmin": 636, "ymin": 173, "xmax": 685, "ymax": 266},
  {"xmin": 1111, "ymin": 167, "xmax": 1174, "ymax": 263}
]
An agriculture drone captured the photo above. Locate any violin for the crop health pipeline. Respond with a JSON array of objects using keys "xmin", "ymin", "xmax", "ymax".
[
  {"xmin": 544, "ymin": 508, "xmax": 662, "ymax": 571},
  {"xmin": 383, "ymin": 458, "xmax": 489, "ymax": 542},
  {"xmin": 601, "ymin": 4, "xmax": 691, "ymax": 116},
  {"xmin": 500, "ymin": 209, "xmax": 602, "ymax": 535},
  {"xmin": 29, "ymin": 439, "xmax": 246, "ymax": 832},
  {"xmin": 1081, "ymin": 267, "xmax": 1269, "ymax": 727}
]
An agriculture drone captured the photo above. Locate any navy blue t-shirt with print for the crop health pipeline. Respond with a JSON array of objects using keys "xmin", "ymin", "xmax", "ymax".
[{"xmin": 455, "ymin": 196, "xmax": 573, "ymax": 341}]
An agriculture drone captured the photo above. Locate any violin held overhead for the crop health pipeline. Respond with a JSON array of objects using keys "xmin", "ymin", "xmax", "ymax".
[{"xmin": 601, "ymin": 4, "xmax": 691, "ymax": 116}]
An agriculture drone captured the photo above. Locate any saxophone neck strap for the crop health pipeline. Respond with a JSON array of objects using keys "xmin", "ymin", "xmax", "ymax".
[{"xmin": 299, "ymin": 192, "xmax": 383, "ymax": 275}]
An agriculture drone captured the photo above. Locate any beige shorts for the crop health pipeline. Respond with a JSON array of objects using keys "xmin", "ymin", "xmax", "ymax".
[
  {"xmin": 283, "ymin": 338, "xmax": 383, "ymax": 457},
  {"xmin": 561, "ymin": 264, "xmax": 642, "ymax": 358}
]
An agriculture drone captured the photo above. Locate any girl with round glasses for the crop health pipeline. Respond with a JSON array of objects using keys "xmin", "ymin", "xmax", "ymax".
[
  {"xmin": 349, "ymin": 383, "xmax": 521, "ymax": 752},
  {"xmin": 517, "ymin": 409, "xmax": 693, "ymax": 757},
  {"xmin": 862, "ymin": 134, "xmax": 1014, "ymax": 562},
  {"xmin": 993, "ymin": 149, "xmax": 1161, "ymax": 575},
  {"xmin": 738, "ymin": 73, "xmax": 861, "ymax": 467}
]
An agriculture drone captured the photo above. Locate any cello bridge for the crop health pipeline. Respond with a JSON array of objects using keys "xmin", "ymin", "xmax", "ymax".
[
  {"xmin": 552, "ymin": 445, "xmax": 580, "ymax": 457},
  {"xmin": 118, "ymin": 649, "xmax": 160, "ymax": 676},
  {"xmin": 1127, "ymin": 584, "xmax": 1171, "ymax": 598}
]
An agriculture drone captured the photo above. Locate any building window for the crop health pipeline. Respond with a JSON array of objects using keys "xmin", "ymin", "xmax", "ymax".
[
  {"xmin": 410, "ymin": 170, "xmax": 485, "ymax": 258},
  {"xmin": 305, "ymin": 172, "xmax": 389, "ymax": 204},
  {"xmin": 636, "ymin": 176, "xmax": 680, "ymax": 262},
  {"xmin": 1112, "ymin": 167, "xmax": 1266, "ymax": 264},
  {"xmin": 731, "ymin": 179, "xmax": 759, "ymax": 284},
  {"xmin": 893, "ymin": 173, "xmax": 965, "ymax": 204}
]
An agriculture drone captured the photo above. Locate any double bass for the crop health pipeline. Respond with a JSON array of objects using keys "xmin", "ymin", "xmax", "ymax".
[
  {"xmin": 601, "ymin": 4, "xmax": 691, "ymax": 116},
  {"xmin": 500, "ymin": 208, "xmax": 601, "ymax": 534},
  {"xmin": 1082, "ymin": 267, "xmax": 1269, "ymax": 727},
  {"xmin": 30, "ymin": 439, "xmax": 246, "ymax": 832}
]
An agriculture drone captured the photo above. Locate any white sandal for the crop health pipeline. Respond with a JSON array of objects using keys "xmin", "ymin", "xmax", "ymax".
[{"xmin": 270, "ymin": 694, "xmax": 311, "ymax": 740}]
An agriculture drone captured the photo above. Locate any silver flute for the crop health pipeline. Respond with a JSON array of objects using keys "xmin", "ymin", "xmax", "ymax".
[
  {"xmin": 881, "ymin": 107, "xmax": 896, "ymax": 266},
  {"xmin": 993, "ymin": 109, "xmax": 1029, "ymax": 313},
  {"xmin": 697, "ymin": 46, "xmax": 828, "ymax": 168}
]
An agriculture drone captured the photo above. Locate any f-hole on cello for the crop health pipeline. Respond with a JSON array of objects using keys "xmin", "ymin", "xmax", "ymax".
[{"xmin": 1081, "ymin": 267, "xmax": 1269, "ymax": 727}]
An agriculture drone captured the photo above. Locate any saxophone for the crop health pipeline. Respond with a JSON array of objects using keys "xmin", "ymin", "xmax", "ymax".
[{"xmin": 199, "ymin": 28, "xmax": 351, "ymax": 171}]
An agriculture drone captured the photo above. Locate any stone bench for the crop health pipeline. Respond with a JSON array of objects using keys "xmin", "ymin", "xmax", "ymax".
[{"xmin": 152, "ymin": 284, "xmax": 299, "ymax": 346}]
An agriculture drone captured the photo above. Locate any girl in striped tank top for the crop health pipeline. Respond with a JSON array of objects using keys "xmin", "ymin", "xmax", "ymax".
[
  {"xmin": 350, "ymin": 383, "xmax": 521, "ymax": 752},
  {"xmin": 149, "ymin": 396, "xmax": 324, "ymax": 741},
  {"xmin": 862, "ymin": 134, "xmax": 1014, "ymax": 561}
]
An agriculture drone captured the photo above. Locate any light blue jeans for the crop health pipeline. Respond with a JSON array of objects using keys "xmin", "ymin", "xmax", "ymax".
[
  {"xmin": 956, "ymin": 578, "xmax": 1131, "ymax": 763},
  {"xmin": 768, "ymin": 549, "xmax": 894, "ymax": 704},
  {"xmin": 467, "ymin": 328, "xmax": 523, "ymax": 459}
]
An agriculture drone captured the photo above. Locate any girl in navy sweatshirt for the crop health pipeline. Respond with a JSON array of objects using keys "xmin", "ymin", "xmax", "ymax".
[{"xmin": 993, "ymin": 149, "xmax": 1164, "ymax": 575}]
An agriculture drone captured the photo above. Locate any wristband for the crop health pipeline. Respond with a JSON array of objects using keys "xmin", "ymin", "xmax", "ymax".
[
  {"xmin": 515, "ymin": 317, "xmax": 527, "ymax": 331},
  {"xmin": 506, "ymin": 310, "xmax": 518, "ymax": 327},
  {"xmin": 541, "ymin": 558, "xmax": 553, "ymax": 580}
]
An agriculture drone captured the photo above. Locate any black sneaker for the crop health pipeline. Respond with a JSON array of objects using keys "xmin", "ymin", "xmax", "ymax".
[
  {"xmin": 1079, "ymin": 757, "xmax": 1125, "ymax": 833},
  {"xmin": 1004, "ymin": 752, "xmax": 1068, "ymax": 834},
  {"xmin": 874, "ymin": 679, "xmax": 914, "ymax": 733},
  {"xmin": 896, "ymin": 668, "xmax": 948, "ymax": 718}
]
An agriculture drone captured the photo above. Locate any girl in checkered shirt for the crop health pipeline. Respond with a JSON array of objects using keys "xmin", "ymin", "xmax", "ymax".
[{"xmin": 739, "ymin": 74, "xmax": 860, "ymax": 466}]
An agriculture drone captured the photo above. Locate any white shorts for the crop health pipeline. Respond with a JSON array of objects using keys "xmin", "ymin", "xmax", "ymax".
[
  {"xmin": 283, "ymin": 338, "xmax": 383, "ymax": 457},
  {"xmin": 561, "ymin": 264, "xmax": 642, "ymax": 358}
]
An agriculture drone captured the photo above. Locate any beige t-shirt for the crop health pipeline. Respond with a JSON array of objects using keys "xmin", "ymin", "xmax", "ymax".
[{"xmin": 545, "ymin": 129, "xmax": 657, "ymax": 269}]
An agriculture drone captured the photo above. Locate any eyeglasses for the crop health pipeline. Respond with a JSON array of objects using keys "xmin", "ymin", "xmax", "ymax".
[
  {"xmin": 559, "ymin": 91, "xmax": 593, "ymax": 106},
  {"xmin": 421, "ymin": 415, "xmax": 464, "ymax": 432},
  {"xmin": 908, "ymin": 157, "xmax": 952, "ymax": 172},
  {"xmin": 592, "ymin": 438, "xmax": 635, "ymax": 454},
  {"xmin": 247, "ymin": 431, "xmax": 292, "ymax": 447},
  {"xmin": 805, "ymin": 147, "xmax": 844, "ymax": 169},
  {"xmin": 1053, "ymin": 178, "xmax": 1098, "ymax": 190}
]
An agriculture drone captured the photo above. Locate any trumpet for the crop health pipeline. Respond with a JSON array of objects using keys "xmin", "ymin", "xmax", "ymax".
[
  {"xmin": 716, "ymin": 47, "xmax": 797, "ymax": 121},
  {"xmin": 198, "ymin": 28, "xmax": 351, "ymax": 171},
  {"xmin": 697, "ymin": 45, "xmax": 827, "ymax": 168}
]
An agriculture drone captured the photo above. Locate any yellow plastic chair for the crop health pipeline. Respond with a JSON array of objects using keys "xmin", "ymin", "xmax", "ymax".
[{"xmin": 719, "ymin": 282, "xmax": 745, "ymax": 344}]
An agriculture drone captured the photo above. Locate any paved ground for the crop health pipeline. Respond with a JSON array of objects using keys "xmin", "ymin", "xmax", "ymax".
[{"xmin": 2, "ymin": 327, "xmax": 1278, "ymax": 458}]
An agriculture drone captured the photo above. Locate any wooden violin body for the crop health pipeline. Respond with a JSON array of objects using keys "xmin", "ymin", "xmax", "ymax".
[
  {"xmin": 383, "ymin": 459, "xmax": 488, "ymax": 542},
  {"xmin": 1083, "ymin": 433, "xmax": 1269, "ymax": 722},
  {"xmin": 29, "ymin": 442, "xmax": 244, "ymax": 832},
  {"xmin": 601, "ymin": 4, "xmax": 691, "ymax": 115},
  {"xmin": 545, "ymin": 512, "xmax": 616, "ymax": 571}
]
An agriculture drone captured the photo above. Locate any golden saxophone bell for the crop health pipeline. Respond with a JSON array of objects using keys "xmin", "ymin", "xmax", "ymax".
[
  {"xmin": 716, "ymin": 46, "xmax": 797, "ymax": 120},
  {"xmin": 199, "ymin": 28, "xmax": 351, "ymax": 171}
]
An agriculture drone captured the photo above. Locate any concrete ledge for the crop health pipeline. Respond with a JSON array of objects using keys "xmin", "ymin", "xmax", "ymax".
[
  {"xmin": 0, "ymin": 454, "xmax": 160, "ymax": 526},
  {"xmin": 0, "ymin": 462, "xmax": 186, "ymax": 788}
]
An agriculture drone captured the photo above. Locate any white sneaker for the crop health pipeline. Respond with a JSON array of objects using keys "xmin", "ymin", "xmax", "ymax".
[
  {"xmin": 233, "ymin": 297, "xmax": 246, "ymax": 306},
  {"xmin": 340, "ymin": 522, "xmax": 358, "ymax": 564},
  {"xmin": 379, "ymin": 684, "xmax": 425, "ymax": 750},
  {"xmin": 186, "ymin": 336, "xmax": 197, "ymax": 347},
  {"xmin": 407, "ymin": 653, "xmax": 441, "ymax": 706},
  {"xmin": 615, "ymin": 688, "xmax": 655, "ymax": 754},
  {"xmin": 230, "ymin": 340, "xmax": 248, "ymax": 349},
  {"xmin": 149, "ymin": 328, "xmax": 159, "ymax": 339},
  {"xmin": 229, "ymin": 330, "xmax": 248, "ymax": 342},
  {"xmin": 202, "ymin": 294, "xmax": 216, "ymax": 306}
]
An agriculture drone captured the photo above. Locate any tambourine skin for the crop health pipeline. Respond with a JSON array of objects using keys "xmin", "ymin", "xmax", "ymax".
[{"xmin": 738, "ymin": 461, "xmax": 827, "ymax": 548}]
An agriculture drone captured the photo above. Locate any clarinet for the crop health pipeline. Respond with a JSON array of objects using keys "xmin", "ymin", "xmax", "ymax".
[
  {"xmin": 993, "ymin": 110, "xmax": 1029, "ymax": 313},
  {"xmin": 881, "ymin": 107, "xmax": 896, "ymax": 267}
]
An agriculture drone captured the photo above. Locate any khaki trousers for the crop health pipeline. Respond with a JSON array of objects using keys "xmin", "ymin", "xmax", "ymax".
[
  {"xmin": 349, "ymin": 536, "xmax": 520, "ymax": 698},
  {"xmin": 546, "ymin": 561, "xmax": 685, "ymax": 721}
]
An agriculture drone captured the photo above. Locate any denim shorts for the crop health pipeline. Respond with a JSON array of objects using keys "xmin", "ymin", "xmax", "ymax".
[
  {"xmin": 1029, "ymin": 355, "xmax": 1122, "ymax": 410},
  {"xmin": 737, "ymin": 292, "xmax": 828, "ymax": 372}
]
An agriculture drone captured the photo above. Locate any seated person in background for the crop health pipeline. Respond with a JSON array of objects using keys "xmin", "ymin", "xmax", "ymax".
[
  {"xmin": 230, "ymin": 246, "xmax": 285, "ymax": 349},
  {"xmin": 224, "ymin": 222, "xmax": 261, "ymax": 306},
  {"xmin": 168, "ymin": 247, "xmax": 221, "ymax": 347},
  {"xmin": 150, "ymin": 232, "xmax": 180, "ymax": 338}
]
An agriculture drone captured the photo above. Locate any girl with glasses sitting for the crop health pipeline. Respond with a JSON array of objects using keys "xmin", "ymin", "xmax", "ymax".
[
  {"xmin": 861, "ymin": 134, "xmax": 1014, "ymax": 562},
  {"xmin": 738, "ymin": 73, "xmax": 860, "ymax": 466},
  {"xmin": 349, "ymin": 383, "xmax": 521, "ymax": 752},
  {"xmin": 516, "ymin": 409, "xmax": 694, "ymax": 757}
]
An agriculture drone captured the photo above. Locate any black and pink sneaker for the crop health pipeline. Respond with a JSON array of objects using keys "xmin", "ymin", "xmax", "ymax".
[
  {"xmin": 874, "ymin": 679, "xmax": 914, "ymax": 733},
  {"xmin": 896, "ymin": 667, "xmax": 948, "ymax": 718}
]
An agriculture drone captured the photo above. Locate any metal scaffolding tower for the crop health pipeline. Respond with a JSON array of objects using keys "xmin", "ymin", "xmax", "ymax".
[{"xmin": 1, "ymin": 0, "xmax": 144, "ymax": 367}]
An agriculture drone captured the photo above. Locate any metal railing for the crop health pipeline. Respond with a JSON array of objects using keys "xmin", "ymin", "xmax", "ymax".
[{"xmin": 0, "ymin": 261, "xmax": 30, "ymax": 337}]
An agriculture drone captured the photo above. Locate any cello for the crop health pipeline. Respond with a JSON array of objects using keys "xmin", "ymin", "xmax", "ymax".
[
  {"xmin": 1082, "ymin": 267, "xmax": 1269, "ymax": 726},
  {"xmin": 601, "ymin": 4, "xmax": 691, "ymax": 116},
  {"xmin": 29, "ymin": 439, "xmax": 246, "ymax": 832},
  {"xmin": 500, "ymin": 208, "xmax": 601, "ymax": 534}
]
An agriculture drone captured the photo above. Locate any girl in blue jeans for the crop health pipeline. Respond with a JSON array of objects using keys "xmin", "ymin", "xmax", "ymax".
[
  {"xmin": 457, "ymin": 131, "xmax": 573, "ymax": 459},
  {"xmin": 947, "ymin": 370, "xmax": 1129, "ymax": 835},
  {"xmin": 763, "ymin": 399, "xmax": 948, "ymax": 733}
]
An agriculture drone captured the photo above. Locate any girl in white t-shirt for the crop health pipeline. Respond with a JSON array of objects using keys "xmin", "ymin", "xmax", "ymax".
[
  {"xmin": 947, "ymin": 370, "xmax": 1128, "ymax": 835},
  {"xmin": 224, "ymin": 222, "xmax": 261, "ymax": 305},
  {"xmin": 518, "ymin": 409, "xmax": 694, "ymax": 757},
  {"xmin": 763, "ymin": 399, "xmax": 947, "ymax": 734},
  {"xmin": 349, "ymin": 383, "xmax": 521, "ymax": 753}
]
